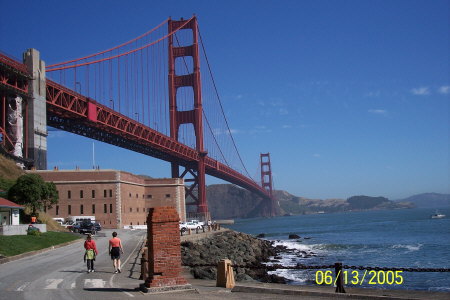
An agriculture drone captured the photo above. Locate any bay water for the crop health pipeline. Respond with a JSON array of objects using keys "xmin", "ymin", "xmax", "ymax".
[{"xmin": 228, "ymin": 207, "xmax": 450, "ymax": 291}]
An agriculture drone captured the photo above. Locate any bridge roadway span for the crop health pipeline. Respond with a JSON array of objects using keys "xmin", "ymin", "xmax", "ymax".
[
  {"xmin": 0, "ymin": 52, "xmax": 269, "ymax": 200},
  {"xmin": 46, "ymin": 79, "xmax": 267, "ymax": 198}
]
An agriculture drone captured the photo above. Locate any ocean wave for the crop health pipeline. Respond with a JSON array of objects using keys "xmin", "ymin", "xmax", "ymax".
[
  {"xmin": 271, "ymin": 239, "xmax": 328, "ymax": 257},
  {"xmin": 392, "ymin": 244, "xmax": 423, "ymax": 252},
  {"xmin": 268, "ymin": 269, "xmax": 311, "ymax": 283}
]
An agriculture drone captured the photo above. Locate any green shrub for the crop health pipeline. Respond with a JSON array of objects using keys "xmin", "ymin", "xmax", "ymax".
[{"xmin": 27, "ymin": 227, "xmax": 41, "ymax": 236}]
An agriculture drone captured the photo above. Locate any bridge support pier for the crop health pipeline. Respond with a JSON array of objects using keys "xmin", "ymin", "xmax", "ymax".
[{"xmin": 23, "ymin": 49, "xmax": 47, "ymax": 170}]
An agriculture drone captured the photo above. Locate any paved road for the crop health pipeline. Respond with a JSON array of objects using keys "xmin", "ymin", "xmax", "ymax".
[{"xmin": 0, "ymin": 229, "xmax": 146, "ymax": 300}]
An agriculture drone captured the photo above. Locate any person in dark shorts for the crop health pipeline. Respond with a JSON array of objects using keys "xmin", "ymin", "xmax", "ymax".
[{"xmin": 108, "ymin": 231, "xmax": 124, "ymax": 273}]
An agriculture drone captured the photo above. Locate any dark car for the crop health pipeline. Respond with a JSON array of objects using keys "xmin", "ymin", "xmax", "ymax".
[
  {"xmin": 78, "ymin": 221, "xmax": 96, "ymax": 235},
  {"xmin": 93, "ymin": 222, "xmax": 102, "ymax": 231},
  {"xmin": 70, "ymin": 222, "xmax": 81, "ymax": 233}
]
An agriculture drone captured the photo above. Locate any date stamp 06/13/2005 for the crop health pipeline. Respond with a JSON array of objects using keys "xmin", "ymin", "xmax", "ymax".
[{"xmin": 315, "ymin": 270, "xmax": 404, "ymax": 286}]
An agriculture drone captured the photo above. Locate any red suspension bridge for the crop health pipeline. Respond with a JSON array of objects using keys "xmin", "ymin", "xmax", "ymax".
[{"xmin": 0, "ymin": 17, "xmax": 276, "ymax": 218}]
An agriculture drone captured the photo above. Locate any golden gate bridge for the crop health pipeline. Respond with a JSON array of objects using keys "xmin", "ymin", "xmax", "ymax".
[{"xmin": 0, "ymin": 16, "xmax": 276, "ymax": 218}]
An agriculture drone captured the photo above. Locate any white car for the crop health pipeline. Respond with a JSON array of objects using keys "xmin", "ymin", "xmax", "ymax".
[
  {"xmin": 190, "ymin": 219, "xmax": 204, "ymax": 226},
  {"xmin": 179, "ymin": 221, "xmax": 203, "ymax": 232}
]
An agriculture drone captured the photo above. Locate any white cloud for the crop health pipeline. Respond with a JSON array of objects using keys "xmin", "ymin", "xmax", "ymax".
[
  {"xmin": 213, "ymin": 128, "xmax": 241, "ymax": 135},
  {"xmin": 278, "ymin": 108, "xmax": 288, "ymax": 115},
  {"xmin": 282, "ymin": 125, "xmax": 292, "ymax": 129},
  {"xmin": 438, "ymin": 86, "xmax": 450, "ymax": 94},
  {"xmin": 227, "ymin": 129, "xmax": 240, "ymax": 135},
  {"xmin": 368, "ymin": 109, "xmax": 387, "ymax": 116},
  {"xmin": 411, "ymin": 87, "xmax": 430, "ymax": 95},
  {"xmin": 364, "ymin": 90, "xmax": 381, "ymax": 98},
  {"xmin": 249, "ymin": 126, "xmax": 272, "ymax": 135}
]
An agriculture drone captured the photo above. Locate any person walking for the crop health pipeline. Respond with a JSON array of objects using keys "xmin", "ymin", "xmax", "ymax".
[
  {"xmin": 84, "ymin": 234, "xmax": 98, "ymax": 273},
  {"xmin": 109, "ymin": 231, "xmax": 124, "ymax": 273}
]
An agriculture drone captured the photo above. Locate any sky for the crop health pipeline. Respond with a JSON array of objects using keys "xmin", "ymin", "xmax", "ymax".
[{"xmin": 1, "ymin": 0, "xmax": 449, "ymax": 200}]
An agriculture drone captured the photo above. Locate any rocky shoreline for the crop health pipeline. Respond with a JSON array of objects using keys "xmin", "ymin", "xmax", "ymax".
[{"xmin": 181, "ymin": 230, "xmax": 314, "ymax": 283}]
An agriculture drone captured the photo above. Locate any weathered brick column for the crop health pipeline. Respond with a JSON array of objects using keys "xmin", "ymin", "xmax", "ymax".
[{"xmin": 140, "ymin": 206, "xmax": 191, "ymax": 292}]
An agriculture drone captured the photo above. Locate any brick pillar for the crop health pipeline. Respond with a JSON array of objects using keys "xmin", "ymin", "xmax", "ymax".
[{"xmin": 141, "ymin": 206, "xmax": 191, "ymax": 292}]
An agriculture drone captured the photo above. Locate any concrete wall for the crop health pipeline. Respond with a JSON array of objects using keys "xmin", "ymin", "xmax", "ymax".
[{"xmin": 0, "ymin": 224, "xmax": 47, "ymax": 235}]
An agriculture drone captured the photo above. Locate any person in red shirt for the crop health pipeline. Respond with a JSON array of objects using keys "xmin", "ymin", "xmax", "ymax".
[
  {"xmin": 84, "ymin": 234, "xmax": 98, "ymax": 273},
  {"xmin": 108, "ymin": 231, "xmax": 124, "ymax": 273}
]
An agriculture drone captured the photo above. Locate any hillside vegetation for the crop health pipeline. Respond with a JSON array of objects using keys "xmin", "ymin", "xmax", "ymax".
[
  {"xmin": 0, "ymin": 155, "xmax": 24, "ymax": 192},
  {"xmin": 0, "ymin": 154, "xmax": 24, "ymax": 179}
]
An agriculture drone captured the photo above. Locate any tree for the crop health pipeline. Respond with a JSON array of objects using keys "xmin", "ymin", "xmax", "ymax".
[{"xmin": 7, "ymin": 174, "xmax": 59, "ymax": 215}]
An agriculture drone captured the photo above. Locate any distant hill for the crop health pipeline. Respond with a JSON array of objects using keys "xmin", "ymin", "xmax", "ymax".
[
  {"xmin": 204, "ymin": 184, "xmax": 415, "ymax": 219},
  {"xmin": 395, "ymin": 193, "xmax": 450, "ymax": 208},
  {"xmin": 205, "ymin": 184, "xmax": 271, "ymax": 219},
  {"xmin": 275, "ymin": 191, "xmax": 413, "ymax": 215}
]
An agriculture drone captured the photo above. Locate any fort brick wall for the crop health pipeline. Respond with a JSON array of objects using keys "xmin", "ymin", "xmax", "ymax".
[{"xmin": 30, "ymin": 169, "xmax": 186, "ymax": 228}]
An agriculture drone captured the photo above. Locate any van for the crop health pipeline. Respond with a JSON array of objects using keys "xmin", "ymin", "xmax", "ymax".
[
  {"xmin": 52, "ymin": 217, "xmax": 65, "ymax": 225},
  {"xmin": 65, "ymin": 216, "xmax": 95, "ymax": 224}
]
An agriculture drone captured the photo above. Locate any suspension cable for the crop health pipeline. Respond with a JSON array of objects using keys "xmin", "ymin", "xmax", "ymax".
[
  {"xmin": 198, "ymin": 25, "xmax": 255, "ymax": 182},
  {"xmin": 47, "ymin": 18, "xmax": 193, "ymax": 72},
  {"xmin": 47, "ymin": 18, "xmax": 169, "ymax": 68}
]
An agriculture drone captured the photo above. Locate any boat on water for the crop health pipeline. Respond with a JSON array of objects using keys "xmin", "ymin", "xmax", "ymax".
[{"xmin": 431, "ymin": 211, "xmax": 446, "ymax": 219}]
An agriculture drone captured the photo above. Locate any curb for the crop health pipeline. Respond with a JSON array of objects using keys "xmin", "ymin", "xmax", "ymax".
[
  {"xmin": 231, "ymin": 285, "xmax": 415, "ymax": 300},
  {"xmin": 0, "ymin": 237, "xmax": 83, "ymax": 265}
]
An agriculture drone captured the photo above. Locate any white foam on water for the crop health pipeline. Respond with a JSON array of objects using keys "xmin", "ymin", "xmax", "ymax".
[
  {"xmin": 271, "ymin": 239, "xmax": 326, "ymax": 255},
  {"xmin": 392, "ymin": 244, "xmax": 423, "ymax": 252},
  {"xmin": 268, "ymin": 269, "xmax": 309, "ymax": 283}
]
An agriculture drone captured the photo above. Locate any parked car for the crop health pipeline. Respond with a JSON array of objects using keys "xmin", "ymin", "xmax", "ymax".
[
  {"xmin": 70, "ymin": 222, "xmax": 81, "ymax": 233},
  {"xmin": 78, "ymin": 221, "xmax": 97, "ymax": 235},
  {"xmin": 190, "ymin": 219, "xmax": 204, "ymax": 226},
  {"xmin": 93, "ymin": 222, "xmax": 102, "ymax": 231},
  {"xmin": 179, "ymin": 221, "xmax": 203, "ymax": 233}
]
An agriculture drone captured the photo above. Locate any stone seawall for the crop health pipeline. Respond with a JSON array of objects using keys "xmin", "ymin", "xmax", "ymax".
[{"xmin": 181, "ymin": 230, "xmax": 288, "ymax": 283}]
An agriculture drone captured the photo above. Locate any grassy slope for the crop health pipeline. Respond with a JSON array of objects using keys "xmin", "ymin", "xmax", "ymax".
[
  {"xmin": 0, "ymin": 231, "xmax": 81, "ymax": 257},
  {"xmin": 0, "ymin": 154, "xmax": 68, "ymax": 231},
  {"xmin": 0, "ymin": 154, "xmax": 24, "ymax": 180}
]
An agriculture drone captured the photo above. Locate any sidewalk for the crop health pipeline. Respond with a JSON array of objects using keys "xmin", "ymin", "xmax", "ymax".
[{"xmin": 115, "ymin": 270, "xmax": 450, "ymax": 300}]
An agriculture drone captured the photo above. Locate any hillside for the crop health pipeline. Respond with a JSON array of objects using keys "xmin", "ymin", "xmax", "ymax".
[
  {"xmin": 206, "ymin": 184, "xmax": 269, "ymax": 219},
  {"xmin": 205, "ymin": 184, "xmax": 415, "ymax": 219},
  {"xmin": 0, "ymin": 154, "xmax": 23, "ymax": 180},
  {"xmin": 395, "ymin": 193, "xmax": 450, "ymax": 208},
  {"xmin": 0, "ymin": 154, "xmax": 24, "ymax": 192}
]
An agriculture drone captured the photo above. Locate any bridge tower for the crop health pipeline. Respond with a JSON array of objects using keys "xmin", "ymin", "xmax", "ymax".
[
  {"xmin": 168, "ymin": 17, "xmax": 209, "ymax": 220},
  {"xmin": 260, "ymin": 153, "xmax": 276, "ymax": 216},
  {"xmin": 24, "ymin": 49, "xmax": 47, "ymax": 170}
]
